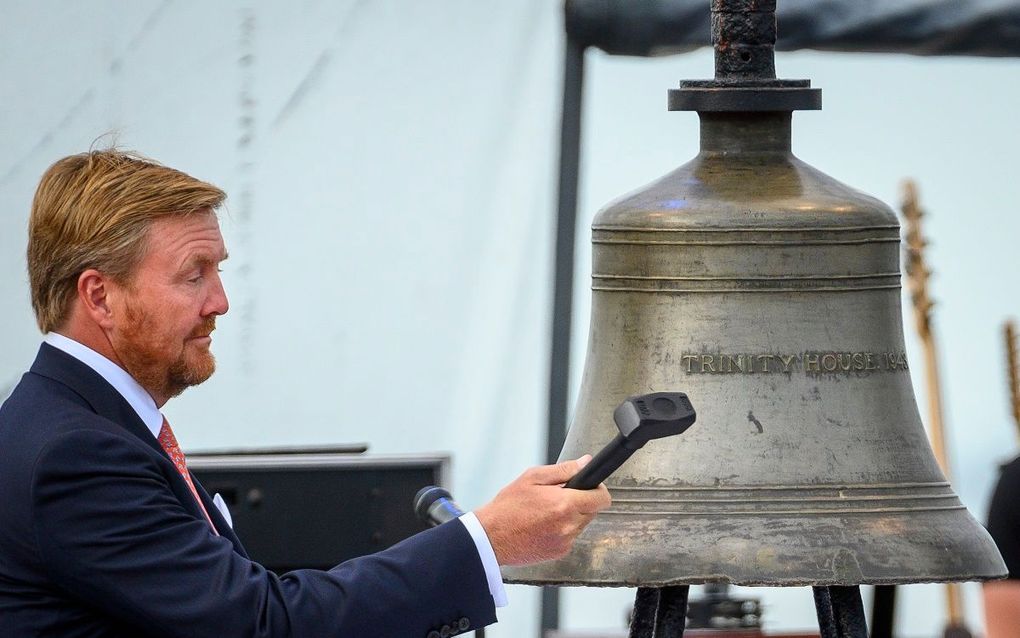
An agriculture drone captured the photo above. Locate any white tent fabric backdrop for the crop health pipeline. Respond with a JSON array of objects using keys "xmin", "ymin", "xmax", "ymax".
[{"xmin": 1, "ymin": 2, "xmax": 1018, "ymax": 636}]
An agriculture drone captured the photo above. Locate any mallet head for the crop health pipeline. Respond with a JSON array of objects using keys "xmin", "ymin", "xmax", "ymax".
[{"xmin": 614, "ymin": 392, "xmax": 697, "ymax": 450}]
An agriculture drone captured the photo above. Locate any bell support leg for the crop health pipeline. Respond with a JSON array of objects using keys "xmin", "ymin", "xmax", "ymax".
[
  {"xmin": 629, "ymin": 587, "xmax": 661, "ymax": 638},
  {"xmin": 652, "ymin": 585, "xmax": 689, "ymax": 637},
  {"xmin": 814, "ymin": 586, "xmax": 869, "ymax": 638}
]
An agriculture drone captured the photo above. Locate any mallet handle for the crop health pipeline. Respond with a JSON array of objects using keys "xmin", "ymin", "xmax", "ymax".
[{"xmin": 564, "ymin": 434, "xmax": 632, "ymax": 490}]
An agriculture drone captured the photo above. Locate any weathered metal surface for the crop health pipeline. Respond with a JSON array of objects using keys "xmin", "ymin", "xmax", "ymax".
[
  {"xmin": 670, "ymin": 0, "xmax": 819, "ymax": 112},
  {"xmin": 653, "ymin": 586, "xmax": 689, "ymax": 637},
  {"xmin": 504, "ymin": 0, "xmax": 1005, "ymax": 588},
  {"xmin": 627, "ymin": 586, "xmax": 690, "ymax": 638},
  {"xmin": 813, "ymin": 586, "xmax": 868, "ymax": 638},
  {"xmin": 628, "ymin": 588, "xmax": 660, "ymax": 638},
  {"xmin": 504, "ymin": 111, "xmax": 1006, "ymax": 586}
]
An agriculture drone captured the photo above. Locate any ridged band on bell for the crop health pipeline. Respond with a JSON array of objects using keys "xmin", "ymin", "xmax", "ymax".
[{"xmin": 501, "ymin": 105, "xmax": 1005, "ymax": 586}]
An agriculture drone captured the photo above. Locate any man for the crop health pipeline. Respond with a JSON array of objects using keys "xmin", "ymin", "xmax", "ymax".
[
  {"xmin": 0, "ymin": 149, "xmax": 611, "ymax": 637},
  {"xmin": 984, "ymin": 455, "xmax": 1020, "ymax": 638}
]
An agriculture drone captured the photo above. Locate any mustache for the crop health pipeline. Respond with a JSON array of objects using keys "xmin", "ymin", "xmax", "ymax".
[{"xmin": 189, "ymin": 317, "xmax": 217, "ymax": 339}]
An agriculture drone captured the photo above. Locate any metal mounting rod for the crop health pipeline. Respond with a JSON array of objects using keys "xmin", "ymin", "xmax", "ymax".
[
  {"xmin": 669, "ymin": 0, "xmax": 820, "ymax": 112},
  {"xmin": 629, "ymin": 587, "xmax": 661, "ymax": 638},
  {"xmin": 653, "ymin": 586, "xmax": 690, "ymax": 637},
  {"xmin": 814, "ymin": 586, "xmax": 869, "ymax": 638},
  {"xmin": 627, "ymin": 586, "xmax": 690, "ymax": 638}
]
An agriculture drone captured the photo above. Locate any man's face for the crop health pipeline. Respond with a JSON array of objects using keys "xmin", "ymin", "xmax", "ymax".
[{"xmin": 107, "ymin": 211, "xmax": 229, "ymax": 405}]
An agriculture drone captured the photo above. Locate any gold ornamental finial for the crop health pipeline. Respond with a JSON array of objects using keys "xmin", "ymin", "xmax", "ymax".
[
  {"xmin": 899, "ymin": 179, "xmax": 969, "ymax": 633},
  {"xmin": 1006, "ymin": 320, "xmax": 1020, "ymax": 438},
  {"xmin": 902, "ymin": 180, "xmax": 933, "ymax": 340}
]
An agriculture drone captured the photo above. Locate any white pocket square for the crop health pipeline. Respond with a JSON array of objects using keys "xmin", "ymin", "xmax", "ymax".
[{"xmin": 212, "ymin": 493, "xmax": 233, "ymax": 529}]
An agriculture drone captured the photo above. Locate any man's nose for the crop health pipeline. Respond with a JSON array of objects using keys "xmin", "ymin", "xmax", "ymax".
[{"xmin": 205, "ymin": 273, "xmax": 229, "ymax": 316}]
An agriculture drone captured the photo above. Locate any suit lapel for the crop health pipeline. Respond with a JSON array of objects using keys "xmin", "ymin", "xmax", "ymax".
[
  {"xmin": 192, "ymin": 476, "xmax": 248, "ymax": 557},
  {"xmin": 30, "ymin": 343, "xmax": 165, "ymax": 457},
  {"xmin": 30, "ymin": 344, "xmax": 248, "ymax": 555}
]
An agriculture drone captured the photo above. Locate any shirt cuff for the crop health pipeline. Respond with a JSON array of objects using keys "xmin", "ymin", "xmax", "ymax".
[{"xmin": 459, "ymin": 512, "xmax": 508, "ymax": 608}]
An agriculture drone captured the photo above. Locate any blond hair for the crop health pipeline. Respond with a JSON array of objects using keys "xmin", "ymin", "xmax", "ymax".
[{"xmin": 28, "ymin": 149, "xmax": 226, "ymax": 332}]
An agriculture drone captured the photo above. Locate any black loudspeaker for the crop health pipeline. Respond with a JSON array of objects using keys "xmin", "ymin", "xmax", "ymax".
[{"xmin": 188, "ymin": 447, "xmax": 449, "ymax": 573}]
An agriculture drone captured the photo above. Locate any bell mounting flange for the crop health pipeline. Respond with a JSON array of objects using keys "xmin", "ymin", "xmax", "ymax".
[{"xmin": 669, "ymin": 0, "xmax": 821, "ymax": 112}]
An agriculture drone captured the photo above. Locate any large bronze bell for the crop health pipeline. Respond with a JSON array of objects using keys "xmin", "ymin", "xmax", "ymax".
[{"xmin": 505, "ymin": 1, "xmax": 1005, "ymax": 588}]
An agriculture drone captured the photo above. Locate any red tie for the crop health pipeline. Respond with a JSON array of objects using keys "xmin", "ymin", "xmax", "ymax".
[{"xmin": 157, "ymin": 417, "xmax": 219, "ymax": 535}]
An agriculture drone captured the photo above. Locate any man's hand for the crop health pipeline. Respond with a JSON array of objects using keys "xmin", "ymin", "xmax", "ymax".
[{"xmin": 473, "ymin": 456, "xmax": 612, "ymax": 566}]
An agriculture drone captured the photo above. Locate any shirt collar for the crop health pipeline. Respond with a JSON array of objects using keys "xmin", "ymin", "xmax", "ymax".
[{"xmin": 43, "ymin": 332, "xmax": 164, "ymax": 439}]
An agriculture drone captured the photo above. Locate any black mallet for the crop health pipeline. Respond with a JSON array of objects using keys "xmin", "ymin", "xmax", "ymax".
[
  {"xmin": 564, "ymin": 391, "xmax": 696, "ymax": 490},
  {"xmin": 414, "ymin": 391, "xmax": 696, "ymax": 527}
]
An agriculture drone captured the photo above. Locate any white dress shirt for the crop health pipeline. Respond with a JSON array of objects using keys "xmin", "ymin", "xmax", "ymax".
[{"xmin": 42, "ymin": 332, "xmax": 508, "ymax": 607}]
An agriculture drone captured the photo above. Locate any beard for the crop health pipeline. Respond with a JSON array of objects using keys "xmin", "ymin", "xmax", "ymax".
[{"xmin": 117, "ymin": 301, "xmax": 217, "ymax": 402}]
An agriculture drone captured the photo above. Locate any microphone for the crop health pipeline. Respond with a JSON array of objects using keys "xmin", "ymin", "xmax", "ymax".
[
  {"xmin": 412, "ymin": 487, "xmax": 488, "ymax": 638},
  {"xmin": 414, "ymin": 485, "xmax": 465, "ymax": 526}
]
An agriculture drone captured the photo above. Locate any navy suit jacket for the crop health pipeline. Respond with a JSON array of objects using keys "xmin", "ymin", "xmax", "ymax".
[{"xmin": 0, "ymin": 344, "xmax": 496, "ymax": 637}]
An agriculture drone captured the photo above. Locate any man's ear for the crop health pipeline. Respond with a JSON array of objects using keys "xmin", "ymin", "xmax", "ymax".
[{"xmin": 77, "ymin": 269, "xmax": 116, "ymax": 329}]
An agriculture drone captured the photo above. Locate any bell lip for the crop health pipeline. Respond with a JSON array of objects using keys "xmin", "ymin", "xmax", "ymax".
[
  {"xmin": 501, "ymin": 572, "xmax": 1009, "ymax": 588},
  {"xmin": 500, "ymin": 503, "xmax": 1009, "ymax": 589}
]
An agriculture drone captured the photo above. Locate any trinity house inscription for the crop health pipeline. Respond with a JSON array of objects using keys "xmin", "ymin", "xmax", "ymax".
[{"xmin": 680, "ymin": 352, "xmax": 909, "ymax": 375}]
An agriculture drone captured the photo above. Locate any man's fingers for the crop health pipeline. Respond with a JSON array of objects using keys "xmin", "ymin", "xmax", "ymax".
[
  {"xmin": 526, "ymin": 455, "xmax": 593, "ymax": 486},
  {"xmin": 482, "ymin": 459, "xmax": 612, "ymax": 565},
  {"xmin": 557, "ymin": 483, "xmax": 611, "ymax": 517},
  {"xmin": 571, "ymin": 483, "xmax": 612, "ymax": 514}
]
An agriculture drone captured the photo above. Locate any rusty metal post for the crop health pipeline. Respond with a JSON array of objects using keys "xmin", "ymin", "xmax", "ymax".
[
  {"xmin": 653, "ymin": 586, "xmax": 689, "ymax": 637},
  {"xmin": 814, "ymin": 586, "xmax": 868, "ymax": 638},
  {"xmin": 628, "ymin": 586, "xmax": 690, "ymax": 638},
  {"xmin": 629, "ymin": 587, "xmax": 661, "ymax": 638}
]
